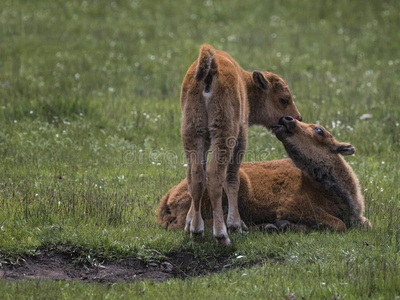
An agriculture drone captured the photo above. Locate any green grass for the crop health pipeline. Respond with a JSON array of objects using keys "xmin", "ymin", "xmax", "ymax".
[{"xmin": 1, "ymin": 0, "xmax": 400, "ymax": 298}]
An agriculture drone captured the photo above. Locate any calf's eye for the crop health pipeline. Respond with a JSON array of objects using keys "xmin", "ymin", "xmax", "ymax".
[
  {"xmin": 314, "ymin": 127, "xmax": 325, "ymax": 136},
  {"xmin": 280, "ymin": 99, "xmax": 289, "ymax": 105}
]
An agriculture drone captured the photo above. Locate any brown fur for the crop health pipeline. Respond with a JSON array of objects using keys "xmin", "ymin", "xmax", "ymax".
[
  {"xmin": 158, "ymin": 120, "xmax": 371, "ymax": 233},
  {"xmin": 181, "ymin": 44, "xmax": 302, "ymax": 245}
]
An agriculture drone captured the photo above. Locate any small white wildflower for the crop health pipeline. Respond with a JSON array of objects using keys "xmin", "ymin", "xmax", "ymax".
[
  {"xmin": 108, "ymin": 87, "xmax": 115, "ymax": 93},
  {"xmin": 227, "ymin": 35, "xmax": 236, "ymax": 41},
  {"xmin": 360, "ymin": 114, "xmax": 372, "ymax": 120}
]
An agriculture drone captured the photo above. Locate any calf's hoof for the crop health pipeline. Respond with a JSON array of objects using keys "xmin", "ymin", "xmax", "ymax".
[
  {"xmin": 190, "ymin": 225, "xmax": 204, "ymax": 238},
  {"xmin": 228, "ymin": 220, "xmax": 248, "ymax": 233},
  {"xmin": 275, "ymin": 220, "xmax": 291, "ymax": 232},
  {"xmin": 215, "ymin": 236, "xmax": 231, "ymax": 246},
  {"xmin": 262, "ymin": 224, "xmax": 279, "ymax": 235},
  {"xmin": 190, "ymin": 230, "xmax": 204, "ymax": 238},
  {"xmin": 188, "ymin": 218, "xmax": 204, "ymax": 238},
  {"xmin": 214, "ymin": 227, "xmax": 231, "ymax": 246}
]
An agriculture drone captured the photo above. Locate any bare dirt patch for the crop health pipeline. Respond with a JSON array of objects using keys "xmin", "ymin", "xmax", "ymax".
[{"xmin": 0, "ymin": 250, "xmax": 260, "ymax": 283}]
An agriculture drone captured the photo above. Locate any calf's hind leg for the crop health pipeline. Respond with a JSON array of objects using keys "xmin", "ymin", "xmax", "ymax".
[
  {"xmin": 207, "ymin": 134, "xmax": 237, "ymax": 246},
  {"xmin": 183, "ymin": 137, "xmax": 209, "ymax": 236},
  {"xmin": 224, "ymin": 131, "xmax": 247, "ymax": 231},
  {"xmin": 278, "ymin": 208, "xmax": 347, "ymax": 233}
]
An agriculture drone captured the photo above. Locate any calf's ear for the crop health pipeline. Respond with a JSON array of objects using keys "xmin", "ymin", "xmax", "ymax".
[
  {"xmin": 253, "ymin": 71, "xmax": 269, "ymax": 90},
  {"xmin": 336, "ymin": 143, "xmax": 355, "ymax": 156}
]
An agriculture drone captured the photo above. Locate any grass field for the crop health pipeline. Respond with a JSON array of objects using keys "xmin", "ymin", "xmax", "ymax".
[{"xmin": 1, "ymin": 0, "xmax": 400, "ymax": 298}]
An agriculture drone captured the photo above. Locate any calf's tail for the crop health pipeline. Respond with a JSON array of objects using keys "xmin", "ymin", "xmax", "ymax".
[{"xmin": 195, "ymin": 44, "xmax": 217, "ymax": 82}]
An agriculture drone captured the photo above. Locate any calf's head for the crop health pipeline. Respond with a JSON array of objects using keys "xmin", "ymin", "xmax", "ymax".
[
  {"xmin": 252, "ymin": 71, "xmax": 302, "ymax": 128},
  {"xmin": 274, "ymin": 116, "xmax": 355, "ymax": 168}
]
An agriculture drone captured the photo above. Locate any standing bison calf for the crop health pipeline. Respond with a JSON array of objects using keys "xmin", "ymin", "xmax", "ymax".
[
  {"xmin": 158, "ymin": 118, "xmax": 371, "ymax": 232},
  {"xmin": 181, "ymin": 44, "xmax": 301, "ymax": 245}
]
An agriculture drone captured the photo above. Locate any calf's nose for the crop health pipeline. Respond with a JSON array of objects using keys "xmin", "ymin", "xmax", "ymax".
[
  {"xmin": 279, "ymin": 116, "xmax": 297, "ymax": 126},
  {"xmin": 284, "ymin": 116, "xmax": 294, "ymax": 121}
]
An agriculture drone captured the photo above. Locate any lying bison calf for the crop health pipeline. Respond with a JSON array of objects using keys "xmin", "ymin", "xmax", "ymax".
[{"xmin": 158, "ymin": 118, "xmax": 371, "ymax": 233}]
